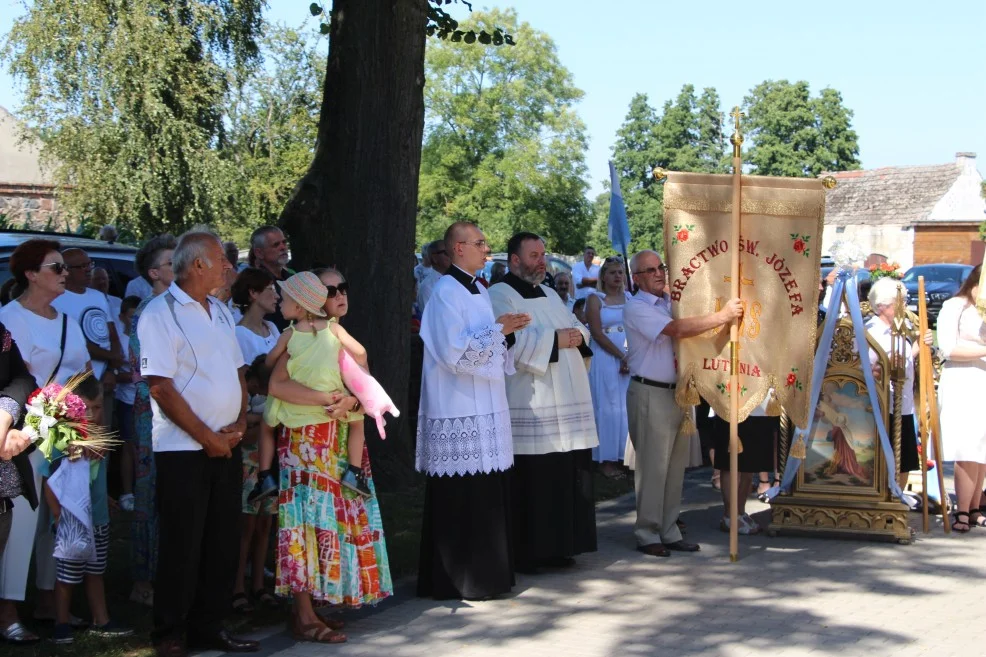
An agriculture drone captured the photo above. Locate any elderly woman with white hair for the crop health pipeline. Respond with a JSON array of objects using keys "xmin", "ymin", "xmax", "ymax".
[{"xmin": 866, "ymin": 277, "xmax": 932, "ymax": 489}]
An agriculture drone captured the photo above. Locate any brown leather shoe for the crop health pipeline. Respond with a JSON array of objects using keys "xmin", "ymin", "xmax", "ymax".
[
  {"xmin": 636, "ymin": 543, "xmax": 670, "ymax": 558},
  {"xmin": 663, "ymin": 540, "xmax": 700, "ymax": 552}
]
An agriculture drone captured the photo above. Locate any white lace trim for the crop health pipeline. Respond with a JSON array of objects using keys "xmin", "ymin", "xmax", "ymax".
[
  {"xmin": 415, "ymin": 410, "xmax": 514, "ymax": 477},
  {"xmin": 454, "ymin": 324, "xmax": 508, "ymax": 380}
]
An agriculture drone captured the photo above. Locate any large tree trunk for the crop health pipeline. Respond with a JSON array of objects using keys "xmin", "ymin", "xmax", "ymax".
[{"xmin": 279, "ymin": 0, "xmax": 428, "ymax": 487}]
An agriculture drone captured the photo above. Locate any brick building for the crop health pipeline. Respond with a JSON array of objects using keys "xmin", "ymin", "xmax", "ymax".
[
  {"xmin": 822, "ymin": 153, "xmax": 985, "ymax": 269},
  {"xmin": 0, "ymin": 105, "xmax": 66, "ymax": 229}
]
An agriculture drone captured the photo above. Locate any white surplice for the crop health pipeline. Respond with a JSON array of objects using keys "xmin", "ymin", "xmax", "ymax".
[
  {"xmin": 416, "ymin": 275, "xmax": 514, "ymax": 477},
  {"xmin": 488, "ymin": 281, "xmax": 598, "ymax": 456}
]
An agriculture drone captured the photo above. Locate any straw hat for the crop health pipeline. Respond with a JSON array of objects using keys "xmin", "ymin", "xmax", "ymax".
[{"xmin": 277, "ymin": 271, "xmax": 328, "ymax": 317}]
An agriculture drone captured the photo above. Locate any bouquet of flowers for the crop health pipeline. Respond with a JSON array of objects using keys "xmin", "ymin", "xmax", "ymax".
[
  {"xmin": 868, "ymin": 261, "xmax": 903, "ymax": 281},
  {"xmin": 22, "ymin": 372, "xmax": 118, "ymax": 466}
]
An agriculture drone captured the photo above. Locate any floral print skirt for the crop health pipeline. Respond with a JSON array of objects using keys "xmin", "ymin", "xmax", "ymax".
[{"xmin": 276, "ymin": 421, "xmax": 392, "ymax": 607}]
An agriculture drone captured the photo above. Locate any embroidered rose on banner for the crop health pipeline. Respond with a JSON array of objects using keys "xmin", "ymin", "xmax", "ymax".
[
  {"xmin": 789, "ymin": 233, "xmax": 811, "ymax": 258},
  {"xmin": 785, "ymin": 367, "xmax": 803, "ymax": 391},
  {"xmin": 672, "ymin": 224, "xmax": 695, "ymax": 245}
]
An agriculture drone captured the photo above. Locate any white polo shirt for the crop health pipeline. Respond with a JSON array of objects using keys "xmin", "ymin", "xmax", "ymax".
[
  {"xmin": 137, "ymin": 282, "xmax": 245, "ymax": 452},
  {"xmin": 623, "ymin": 289, "xmax": 676, "ymax": 383},
  {"xmin": 572, "ymin": 261, "xmax": 601, "ymax": 301}
]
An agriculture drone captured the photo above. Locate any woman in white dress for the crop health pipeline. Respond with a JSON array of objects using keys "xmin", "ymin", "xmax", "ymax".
[
  {"xmin": 585, "ymin": 258, "xmax": 631, "ymax": 477},
  {"xmin": 937, "ymin": 265, "xmax": 986, "ymax": 532}
]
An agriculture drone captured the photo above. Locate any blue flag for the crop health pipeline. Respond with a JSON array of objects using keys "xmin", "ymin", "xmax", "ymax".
[{"xmin": 608, "ymin": 160, "xmax": 631, "ymax": 256}]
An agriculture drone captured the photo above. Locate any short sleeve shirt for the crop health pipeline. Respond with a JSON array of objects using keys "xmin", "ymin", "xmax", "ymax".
[
  {"xmin": 572, "ymin": 262, "xmax": 601, "ymax": 301},
  {"xmin": 137, "ymin": 282, "xmax": 245, "ymax": 452},
  {"xmin": 623, "ymin": 289, "xmax": 676, "ymax": 382},
  {"xmin": 0, "ymin": 301, "xmax": 89, "ymax": 386},
  {"xmin": 52, "ymin": 288, "xmax": 114, "ymax": 378}
]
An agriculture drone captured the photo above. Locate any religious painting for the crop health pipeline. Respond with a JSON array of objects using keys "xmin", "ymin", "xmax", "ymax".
[{"xmin": 801, "ymin": 379, "xmax": 878, "ymax": 491}]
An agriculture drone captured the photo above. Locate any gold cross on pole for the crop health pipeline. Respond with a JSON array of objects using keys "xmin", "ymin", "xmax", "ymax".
[
  {"xmin": 730, "ymin": 106, "xmax": 744, "ymax": 132},
  {"xmin": 723, "ymin": 262, "xmax": 754, "ymax": 288}
]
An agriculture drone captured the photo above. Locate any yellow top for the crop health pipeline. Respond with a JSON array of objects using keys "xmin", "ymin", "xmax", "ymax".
[{"xmin": 264, "ymin": 320, "xmax": 362, "ymax": 429}]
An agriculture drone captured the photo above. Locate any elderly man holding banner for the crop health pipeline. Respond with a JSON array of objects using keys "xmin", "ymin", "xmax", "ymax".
[{"xmin": 624, "ymin": 250, "xmax": 742, "ymax": 557}]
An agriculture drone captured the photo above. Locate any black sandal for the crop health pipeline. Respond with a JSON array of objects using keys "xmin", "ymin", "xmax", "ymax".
[
  {"xmin": 757, "ymin": 477, "xmax": 773, "ymax": 503},
  {"xmin": 952, "ymin": 511, "xmax": 971, "ymax": 533},
  {"xmin": 253, "ymin": 589, "xmax": 279, "ymax": 609},
  {"xmin": 232, "ymin": 592, "xmax": 254, "ymax": 614},
  {"xmin": 968, "ymin": 510, "xmax": 986, "ymax": 528}
]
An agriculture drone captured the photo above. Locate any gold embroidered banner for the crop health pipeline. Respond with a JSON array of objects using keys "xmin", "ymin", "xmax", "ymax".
[{"xmin": 664, "ymin": 172, "xmax": 824, "ymax": 429}]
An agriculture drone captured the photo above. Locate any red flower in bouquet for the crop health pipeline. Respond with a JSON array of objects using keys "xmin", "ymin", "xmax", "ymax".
[{"xmin": 23, "ymin": 373, "xmax": 118, "ymax": 462}]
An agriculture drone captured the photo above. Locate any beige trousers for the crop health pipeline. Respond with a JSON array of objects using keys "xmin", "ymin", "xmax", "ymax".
[{"xmin": 626, "ymin": 380, "xmax": 686, "ymax": 546}]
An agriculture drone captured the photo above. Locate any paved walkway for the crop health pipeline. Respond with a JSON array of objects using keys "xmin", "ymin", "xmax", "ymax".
[{"xmin": 231, "ymin": 469, "xmax": 986, "ymax": 657}]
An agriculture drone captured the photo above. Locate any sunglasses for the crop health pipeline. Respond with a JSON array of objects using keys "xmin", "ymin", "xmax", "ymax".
[
  {"xmin": 633, "ymin": 265, "xmax": 669, "ymax": 276},
  {"xmin": 325, "ymin": 281, "xmax": 349, "ymax": 298},
  {"xmin": 39, "ymin": 262, "xmax": 69, "ymax": 275}
]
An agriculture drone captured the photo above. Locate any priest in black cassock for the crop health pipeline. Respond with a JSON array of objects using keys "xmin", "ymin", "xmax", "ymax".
[
  {"xmin": 415, "ymin": 222, "xmax": 531, "ymax": 600},
  {"xmin": 489, "ymin": 232, "xmax": 599, "ymax": 573}
]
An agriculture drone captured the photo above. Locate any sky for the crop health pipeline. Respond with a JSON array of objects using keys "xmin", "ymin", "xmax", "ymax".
[{"xmin": 1, "ymin": 0, "xmax": 984, "ymax": 198}]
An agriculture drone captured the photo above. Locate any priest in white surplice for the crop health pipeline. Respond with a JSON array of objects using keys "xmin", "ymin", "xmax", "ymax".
[
  {"xmin": 415, "ymin": 222, "xmax": 531, "ymax": 601},
  {"xmin": 489, "ymin": 232, "xmax": 599, "ymax": 573}
]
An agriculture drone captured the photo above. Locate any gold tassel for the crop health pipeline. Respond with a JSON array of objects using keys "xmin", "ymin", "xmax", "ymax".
[
  {"xmin": 766, "ymin": 390, "xmax": 782, "ymax": 417},
  {"xmin": 790, "ymin": 435, "xmax": 807, "ymax": 460},
  {"xmin": 682, "ymin": 379, "xmax": 700, "ymax": 406},
  {"xmin": 677, "ymin": 411, "xmax": 696, "ymax": 439}
]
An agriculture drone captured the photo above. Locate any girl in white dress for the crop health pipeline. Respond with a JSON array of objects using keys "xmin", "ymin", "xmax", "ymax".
[
  {"xmin": 585, "ymin": 259, "xmax": 631, "ymax": 477},
  {"xmin": 936, "ymin": 265, "xmax": 986, "ymax": 532}
]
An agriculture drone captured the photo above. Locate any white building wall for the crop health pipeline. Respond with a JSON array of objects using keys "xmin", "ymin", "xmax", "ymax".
[
  {"xmin": 928, "ymin": 153, "xmax": 985, "ymax": 222},
  {"xmin": 822, "ymin": 223, "xmax": 915, "ymax": 270}
]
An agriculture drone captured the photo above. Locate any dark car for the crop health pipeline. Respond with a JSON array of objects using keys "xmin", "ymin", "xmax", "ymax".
[
  {"xmin": 480, "ymin": 253, "xmax": 573, "ymax": 282},
  {"xmin": 0, "ymin": 230, "xmax": 138, "ymax": 298},
  {"xmin": 901, "ymin": 263, "xmax": 974, "ymax": 326}
]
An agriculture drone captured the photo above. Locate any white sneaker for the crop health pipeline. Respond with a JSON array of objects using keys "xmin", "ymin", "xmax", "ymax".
[
  {"xmin": 119, "ymin": 494, "xmax": 135, "ymax": 512},
  {"xmin": 719, "ymin": 515, "xmax": 761, "ymax": 535}
]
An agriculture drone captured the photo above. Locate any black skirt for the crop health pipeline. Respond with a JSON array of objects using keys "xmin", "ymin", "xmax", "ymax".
[
  {"xmin": 894, "ymin": 414, "xmax": 919, "ymax": 473},
  {"xmin": 711, "ymin": 415, "xmax": 779, "ymax": 473},
  {"xmin": 511, "ymin": 448, "xmax": 597, "ymax": 567},
  {"xmin": 417, "ymin": 469, "xmax": 514, "ymax": 600}
]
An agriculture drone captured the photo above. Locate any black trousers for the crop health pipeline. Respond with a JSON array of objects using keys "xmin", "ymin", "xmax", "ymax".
[{"xmin": 152, "ymin": 448, "xmax": 241, "ymax": 643}]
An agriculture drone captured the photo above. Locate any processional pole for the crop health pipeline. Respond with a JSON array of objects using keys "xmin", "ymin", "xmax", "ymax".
[
  {"xmin": 916, "ymin": 276, "xmax": 950, "ymax": 533},
  {"xmin": 728, "ymin": 107, "xmax": 743, "ymax": 562},
  {"xmin": 889, "ymin": 289, "xmax": 909, "ymax": 526}
]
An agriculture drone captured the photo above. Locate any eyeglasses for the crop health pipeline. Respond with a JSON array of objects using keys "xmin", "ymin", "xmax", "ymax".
[
  {"xmin": 68, "ymin": 261, "xmax": 94, "ymax": 271},
  {"xmin": 151, "ymin": 259, "xmax": 173, "ymax": 270},
  {"xmin": 39, "ymin": 262, "xmax": 69, "ymax": 275},
  {"xmin": 633, "ymin": 265, "xmax": 669, "ymax": 276},
  {"xmin": 326, "ymin": 281, "xmax": 349, "ymax": 298},
  {"xmin": 432, "ymin": 249, "xmax": 448, "ymax": 256},
  {"xmin": 458, "ymin": 239, "xmax": 488, "ymax": 249}
]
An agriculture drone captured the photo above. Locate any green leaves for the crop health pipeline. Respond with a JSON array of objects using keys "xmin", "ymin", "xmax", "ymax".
[
  {"xmin": 309, "ymin": 2, "xmax": 323, "ymax": 16},
  {"xmin": 427, "ymin": 0, "xmax": 514, "ymax": 47},
  {"xmin": 742, "ymin": 80, "xmax": 860, "ymax": 177},
  {"xmin": 417, "ymin": 9, "xmax": 589, "ymax": 254}
]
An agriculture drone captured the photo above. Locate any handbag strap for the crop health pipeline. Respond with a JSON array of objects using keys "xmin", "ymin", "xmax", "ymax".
[{"xmin": 46, "ymin": 313, "xmax": 68, "ymax": 387}]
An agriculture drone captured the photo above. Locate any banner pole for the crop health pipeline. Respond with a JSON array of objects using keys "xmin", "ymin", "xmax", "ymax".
[
  {"xmin": 918, "ymin": 276, "xmax": 950, "ymax": 533},
  {"xmin": 728, "ymin": 107, "xmax": 743, "ymax": 562}
]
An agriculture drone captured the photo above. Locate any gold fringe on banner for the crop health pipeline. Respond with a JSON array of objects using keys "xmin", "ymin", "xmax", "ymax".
[
  {"xmin": 766, "ymin": 389, "xmax": 782, "ymax": 417},
  {"xmin": 789, "ymin": 435, "xmax": 807, "ymax": 460},
  {"xmin": 677, "ymin": 412, "xmax": 696, "ymax": 440},
  {"xmin": 682, "ymin": 379, "xmax": 700, "ymax": 406}
]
